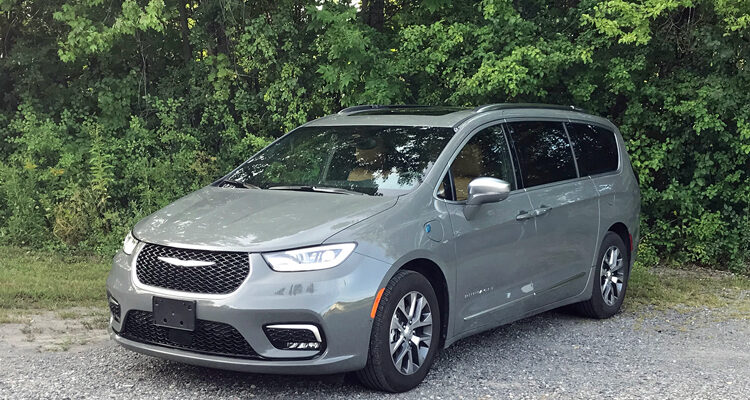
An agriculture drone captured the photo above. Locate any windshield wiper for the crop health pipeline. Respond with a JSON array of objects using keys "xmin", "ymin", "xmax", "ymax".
[
  {"xmin": 217, "ymin": 179, "xmax": 260, "ymax": 189},
  {"xmin": 268, "ymin": 185, "xmax": 364, "ymax": 195}
]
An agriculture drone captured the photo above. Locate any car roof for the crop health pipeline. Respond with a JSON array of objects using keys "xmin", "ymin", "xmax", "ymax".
[{"xmin": 305, "ymin": 104, "xmax": 615, "ymax": 130}]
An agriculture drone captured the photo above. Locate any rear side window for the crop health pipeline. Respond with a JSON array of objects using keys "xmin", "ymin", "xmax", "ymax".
[
  {"xmin": 506, "ymin": 121, "xmax": 577, "ymax": 188},
  {"xmin": 566, "ymin": 123, "xmax": 619, "ymax": 175}
]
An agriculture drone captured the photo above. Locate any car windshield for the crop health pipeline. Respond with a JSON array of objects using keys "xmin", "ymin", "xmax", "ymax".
[{"xmin": 224, "ymin": 125, "xmax": 455, "ymax": 196}]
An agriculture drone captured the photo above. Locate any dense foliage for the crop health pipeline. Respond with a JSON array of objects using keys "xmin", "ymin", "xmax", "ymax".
[{"xmin": 1, "ymin": 0, "xmax": 749, "ymax": 272}]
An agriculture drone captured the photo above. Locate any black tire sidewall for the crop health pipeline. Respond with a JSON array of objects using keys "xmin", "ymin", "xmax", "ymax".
[
  {"xmin": 590, "ymin": 232, "xmax": 630, "ymax": 318},
  {"xmin": 371, "ymin": 271, "xmax": 441, "ymax": 392}
]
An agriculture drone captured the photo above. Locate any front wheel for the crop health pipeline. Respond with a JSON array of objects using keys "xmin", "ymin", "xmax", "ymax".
[
  {"xmin": 575, "ymin": 232, "xmax": 630, "ymax": 319},
  {"xmin": 356, "ymin": 270, "xmax": 441, "ymax": 392}
]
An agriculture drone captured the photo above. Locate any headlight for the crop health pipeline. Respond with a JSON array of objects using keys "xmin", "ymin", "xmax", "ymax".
[
  {"xmin": 122, "ymin": 231, "xmax": 139, "ymax": 255},
  {"xmin": 263, "ymin": 243, "xmax": 356, "ymax": 272}
]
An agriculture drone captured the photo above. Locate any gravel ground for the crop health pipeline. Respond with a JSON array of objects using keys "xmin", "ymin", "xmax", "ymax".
[{"xmin": 0, "ymin": 307, "xmax": 748, "ymax": 399}]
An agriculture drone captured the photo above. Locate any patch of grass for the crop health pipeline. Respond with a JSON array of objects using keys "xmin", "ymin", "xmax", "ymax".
[
  {"xmin": 54, "ymin": 336, "xmax": 75, "ymax": 352},
  {"xmin": 20, "ymin": 323, "xmax": 42, "ymax": 342},
  {"xmin": 81, "ymin": 314, "xmax": 109, "ymax": 330},
  {"xmin": 627, "ymin": 263, "xmax": 750, "ymax": 315},
  {"xmin": 0, "ymin": 246, "xmax": 110, "ymax": 310},
  {"xmin": 56, "ymin": 310, "xmax": 82, "ymax": 320},
  {"xmin": 0, "ymin": 308, "xmax": 28, "ymax": 324},
  {"xmin": 20, "ymin": 324, "xmax": 33, "ymax": 335},
  {"xmin": 91, "ymin": 313, "xmax": 110, "ymax": 329}
]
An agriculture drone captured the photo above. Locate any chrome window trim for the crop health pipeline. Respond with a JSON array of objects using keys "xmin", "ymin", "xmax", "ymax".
[
  {"xmin": 518, "ymin": 175, "xmax": 593, "ymax": 195},
  {"xmin": 266, "ymin": 324, "xmax": 323, "ymax": 342},
  {"xmin": 588, "ymin": 169, "xmax": 624, "ymax": 180},
  {"xmin": 562, "ymin": 122, "xmax": 581, "ymax": 178},
  {"xmin": 130, "ymin": 242, "xmax": 253, "ymax": 300}
]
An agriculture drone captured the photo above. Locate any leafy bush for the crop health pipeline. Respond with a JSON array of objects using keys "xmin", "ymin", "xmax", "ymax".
[{"xmin": 0, "ymin": 0, "xmax": 748, "ymax": 273}]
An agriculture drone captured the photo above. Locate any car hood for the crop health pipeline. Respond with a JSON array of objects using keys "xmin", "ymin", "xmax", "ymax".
[{"xmin": 133, "ymin": 186, "xmax": 397, "ymax": 252}]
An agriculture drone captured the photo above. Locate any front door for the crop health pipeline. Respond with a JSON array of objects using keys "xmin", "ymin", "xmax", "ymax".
[{"xmin": 440, "ymin": 123, "xmax": 537, "ymax": 334}]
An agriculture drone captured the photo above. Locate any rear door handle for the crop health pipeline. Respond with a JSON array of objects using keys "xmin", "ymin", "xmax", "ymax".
[{"xmin": 516, "ymin": 210, "xmax": 535, "ymax": 221}]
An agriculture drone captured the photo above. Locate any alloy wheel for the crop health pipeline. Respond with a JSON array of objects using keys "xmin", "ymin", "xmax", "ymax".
[
  {"xmin": 389, "ymin": 291, "xmax": 433, "ymax": 375},
  {"xmin": 600, "ymin": 246, "xmax": 625, "ymax": 306}
]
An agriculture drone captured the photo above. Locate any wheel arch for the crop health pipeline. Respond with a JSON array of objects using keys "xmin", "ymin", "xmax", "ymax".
[
  {"xmin": 607, "ymin": 222, "xmax": 631, "ymax": 265},
  {"xmin": 395, "ymin": 257, "xmax": 450, "ymax": 350}
]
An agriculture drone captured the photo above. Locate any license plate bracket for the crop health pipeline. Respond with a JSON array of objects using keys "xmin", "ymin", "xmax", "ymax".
[{"xmin": 153, "ymin": 297, "xmax": 196, "ymax": 331}]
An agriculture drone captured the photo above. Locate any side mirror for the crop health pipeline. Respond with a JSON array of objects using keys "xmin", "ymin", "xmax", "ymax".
[{"xmin": 463, "ymin": 177, "xmax": 511, "ymax": 220}]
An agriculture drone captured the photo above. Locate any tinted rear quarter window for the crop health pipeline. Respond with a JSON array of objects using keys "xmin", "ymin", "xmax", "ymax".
[
  {"xmin": 566, "ymin": 123, "xmax": 619, "ymax": 176},
  {"xmin": 507, "ymin": 121, "xmax": 577, "ymax": 188}
]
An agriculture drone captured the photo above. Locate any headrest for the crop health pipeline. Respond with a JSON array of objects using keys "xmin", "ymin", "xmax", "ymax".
[{"xmin": 452, "ymin": 144, "xmax": 483, "ymax": 177}]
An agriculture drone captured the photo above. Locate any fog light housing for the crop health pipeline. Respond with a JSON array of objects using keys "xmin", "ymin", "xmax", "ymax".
[
  {"xmin": 264, "ymin": 324, "xmax": 325, "ymax": 351},
  {"xmin": 107, "ymin": 291, "xmax": 121, "ymax": 323}
]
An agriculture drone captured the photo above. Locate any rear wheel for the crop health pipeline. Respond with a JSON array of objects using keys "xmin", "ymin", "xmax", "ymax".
[
  {"xmin": 575, "ymin": 232, "xmax": 630, "ymax": 319},
  {"xmin": 356, "ymin": 270, "xmax": 441, "ymax": 392}
]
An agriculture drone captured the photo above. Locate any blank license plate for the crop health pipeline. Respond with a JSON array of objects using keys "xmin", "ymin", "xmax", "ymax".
[{"xmin": 153, "ymin": 297, "xmax": 196, "ymax": 331}]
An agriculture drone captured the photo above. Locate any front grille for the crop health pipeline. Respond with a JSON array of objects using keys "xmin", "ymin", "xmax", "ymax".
[
  {"xmin": 136, "ymin": 243, "xmax": 250, "ymax": 294},
  {"xmin": 120, "ymin": 310, "xmax": 260, "ymax": 359}
]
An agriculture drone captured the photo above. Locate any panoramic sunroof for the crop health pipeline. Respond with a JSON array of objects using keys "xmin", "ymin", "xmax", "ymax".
[{"xmin": 351, "ymin": 106, "xmax": 468, "ymax": 116}]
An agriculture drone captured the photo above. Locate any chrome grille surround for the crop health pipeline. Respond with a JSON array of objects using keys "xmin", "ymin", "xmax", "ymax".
[{"xmin": 135, "ymin": 243, "xmax": 250, "ymax": 295}]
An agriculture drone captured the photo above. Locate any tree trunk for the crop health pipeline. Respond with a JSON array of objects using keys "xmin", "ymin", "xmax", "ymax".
[
  {"xmin": 361, "ymin": 0, "xmax": 385, "ymax": 31},
  {"xmin": 177, "ymin": 1, "xmax": 192, "ymax": 63}
]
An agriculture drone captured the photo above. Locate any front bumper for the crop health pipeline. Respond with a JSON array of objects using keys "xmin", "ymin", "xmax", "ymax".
[{"xmin": 106, "ymin": 245, "xmax": 391, "ymax": 375}]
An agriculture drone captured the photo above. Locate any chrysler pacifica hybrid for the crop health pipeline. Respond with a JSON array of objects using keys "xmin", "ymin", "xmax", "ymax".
[{"xmin": 107, "ymin": 104, "xmax": 640, "ymax": 392}]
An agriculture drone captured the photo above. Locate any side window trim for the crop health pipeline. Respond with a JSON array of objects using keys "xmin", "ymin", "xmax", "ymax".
[
  {"xmin": 441, "ymin": 168, "xmax": 457, "ymax": 201},
  {"xmin": 502, "ymin": 122, "xmax": 525, "ymax": 190},
  {"xmin": 433, "ymin": 120, "xmax": 519, "ymax": 203},
  {"xmin": 518, "ymin": 175, "xmax": 588, "ymax": 194},
  {"xmin": 561, "ymin": 122, "xmax": 582, "ymax": 178},
  {"xmin": 497, "ymin": 123, "xmax": 520, "ymax": 191}
]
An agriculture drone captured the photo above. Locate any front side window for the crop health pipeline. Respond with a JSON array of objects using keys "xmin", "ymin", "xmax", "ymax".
[
  {"xmin": 506, "ymin": 121, "xmax": 577, "ymax": 188},
  {"xmin": 225, "ymin": 125, "xmax": 454, "ymax": 196},
  {"xmin": 565, "ymin": 122, "xmax": 619, "ymax": 176},
  {"xmin": 446, "ymin": 125, "xmax": 515, "ymax": 201}
]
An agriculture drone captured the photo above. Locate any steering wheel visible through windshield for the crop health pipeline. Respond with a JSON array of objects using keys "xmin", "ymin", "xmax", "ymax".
[{"xmin": 223, "ymin": 125, "xmax": 455, "ymax": 196}]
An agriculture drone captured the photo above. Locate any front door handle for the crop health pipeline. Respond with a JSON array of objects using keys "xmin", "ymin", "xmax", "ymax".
[
  {"xmin": 535, "ymin": 205, "xmax": 552, "ymax": 217},
  {"xmin": 516, "ymin": 210, "xmax": 535, "ymax": 221}
]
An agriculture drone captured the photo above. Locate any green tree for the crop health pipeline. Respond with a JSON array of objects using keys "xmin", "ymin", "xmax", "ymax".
[{"xmin": 0, "ymin": 0, "xmax": 748, "ymax": 272}]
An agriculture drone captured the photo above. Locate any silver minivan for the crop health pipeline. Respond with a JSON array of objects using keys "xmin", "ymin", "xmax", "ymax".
[{"xmin": 107, "ymin": 104, "xmax": 640, "ymax": 392}]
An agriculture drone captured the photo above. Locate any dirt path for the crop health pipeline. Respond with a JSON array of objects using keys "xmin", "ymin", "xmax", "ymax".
[{"xmin": 0, "ymin": 307, "xmax": 108, "ymax": 352}]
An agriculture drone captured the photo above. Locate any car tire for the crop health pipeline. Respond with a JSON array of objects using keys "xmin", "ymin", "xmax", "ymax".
[
  {"xmin": 575, "ymin": 232, "xmax": 630, "ymax": 319},
  {"xmin": 356, "ymin": 270, "xmax": 441, "ymax": 393}
]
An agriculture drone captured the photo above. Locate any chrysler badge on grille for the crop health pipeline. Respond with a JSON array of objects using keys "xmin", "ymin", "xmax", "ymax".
[{"xmin": 157, "ymin": 256, "xmax": 216, "ymax": 267}]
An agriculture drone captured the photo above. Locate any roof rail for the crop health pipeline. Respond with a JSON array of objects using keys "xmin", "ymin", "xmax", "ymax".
[
  {"xmin": 337, "ymin": 104, "xmax": 437, "ymax": 115},
  {"xmin": 473, "ymin": 103, "xmax": 587, "ymax": 113}
]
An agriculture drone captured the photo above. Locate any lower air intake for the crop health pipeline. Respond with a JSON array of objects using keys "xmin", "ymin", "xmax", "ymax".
[
  {"xmin": 264, "ymin": 325, "xmax": 325, "ymax": 351},
  {"xmin": 120, "ymin": 310, "xmax": 260, "ymax": 359}
]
